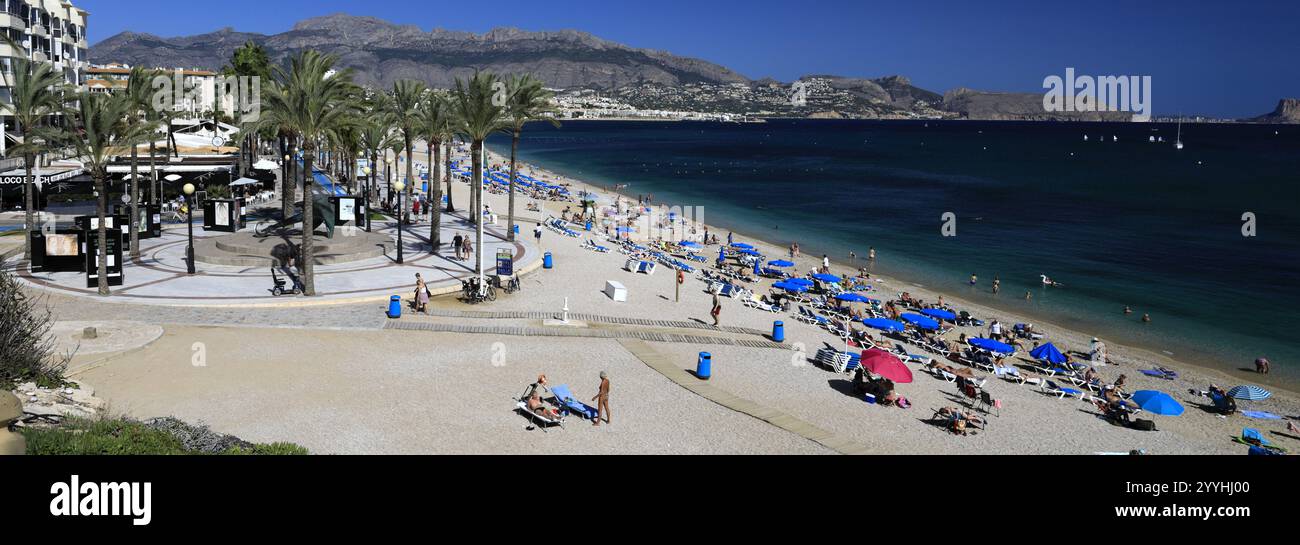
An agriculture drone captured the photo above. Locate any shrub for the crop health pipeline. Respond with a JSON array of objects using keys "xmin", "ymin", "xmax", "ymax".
[
  {"xmin": 0, "ymin": 268, "xmax": 69, "ymax": 389},
  {"xmin": 20, "ymin": 416, "xmax": 309, "ymax": 455}
]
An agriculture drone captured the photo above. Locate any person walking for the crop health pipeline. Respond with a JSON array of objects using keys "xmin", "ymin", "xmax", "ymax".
[
  {"xmin": 992, "ymin": 276, "xmax": 1001, "ymax": 294},
  {"xmin": 822, "ymin": 255, "xmax": 830, "ymax": 274},
  {"xmin": 868, "ymin": 247, "xmax": 876, "ymax": 261},
  {"xmin": 453, "ymin": 233, "xmax": 464, "ymax": 261},
  {"xmin": 710, "ymin": 289, "xmax": 723, "ymax": 327},
  {"xmin": 592, "ymin": 371, "xmax": 611, "ymax": 426},
  {"xmin": 533, "ymin": 224, "xmax": 543, "ymax": 247},
  {"xmin": 462, "ymin": 236, "xmax": 473, "ymax": 262}
]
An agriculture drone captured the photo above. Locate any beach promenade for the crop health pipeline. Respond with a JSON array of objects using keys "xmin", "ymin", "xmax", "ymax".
[{"xmin": 8, "ymin": 149, "xmax": 1298, "ymax": 455}]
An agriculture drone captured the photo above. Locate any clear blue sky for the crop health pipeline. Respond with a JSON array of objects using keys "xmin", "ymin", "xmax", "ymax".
[{"xmin": 78, "ymin": 0, "xmax": 1298, "ymax": 118}]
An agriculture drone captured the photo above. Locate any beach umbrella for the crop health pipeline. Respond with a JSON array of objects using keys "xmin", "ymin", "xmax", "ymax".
[
  {"xmin": 768, "ymin": 260, "xmax": 795, "ymax": 268},
  {"xmin": 1130, "ymin": 391, "xmax": 1185, "ymax": 416},
  {"xmin": 164, "ymin": 174, "xmax": 183, "ymax": 182},
  {"xmin": 900, "ymin": 313, "xmax": 940, "ymax": 331},
  {"xmin": 1029, "ymin": 342, "xmax": 1066, "ymax": 363},
  {"xmin": 812, "ymin": 273, "xmax": 842, "ymax": 283},
  {"xmin": 731, "ymin": 243, "xmax": 754, "ymax": 250},
  {"xmin": 921, "ymin": 308, "xmax": 957, "ymax": 322},
  {"xmin": 786, "ymin": 278, "xmax": 814, "ymax": 286},
  {"xmin": 970, "ymin": 337, "xmax": 1016, "ymax": 355},
  {"xmin": 861, "ymin": 318, "xmax": 906, "ymax": 333},
  {"xmin": 836, "ymin": 293, "xmax": 873, "ymax": 303},
  {"xmin": 718, "ymin": 247, "xmax": 727, "ymax": 261},
  {"xmin": 773, "ymin": 281, "xmax": 809, "ymax": 293},
  {"xmin": 738, "ymin": 249, "xmax": 762, "ymax": 257},
  {"xmin": 679, "ymin": 241, "xmax": 702, "ymax": 249},
  {"xmin": 1227, "ymin": 385, "xmax": 1272, "ymax": 401},
  {"xmin": 861, "ymin": 350, "xmax": 913, "ymax": 384}
]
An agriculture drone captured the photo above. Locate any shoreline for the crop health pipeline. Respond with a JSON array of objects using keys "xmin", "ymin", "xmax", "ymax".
[{"xmin": 475, "ymin": 143, "xmax": 1299, "ymax": 403}]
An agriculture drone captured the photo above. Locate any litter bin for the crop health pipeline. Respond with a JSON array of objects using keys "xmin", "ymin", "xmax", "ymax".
[
  {"xmin": 543, "ymin": 252, "xmax": 553, "ymax": 269},
  {"xmin": 772, "ymin": 321, "xmax": 785, "ymax": 343},
  {"xmin": 696, "ymin": 352, "xmax": 712, "ymax": 380},
  {"xmin": 513, "ymin": 224, "xmax": 520, "ymax": 235},
  {"xmin": 387, "ymin": 295, "xmax": 402, "ymax": 319},
  {"xmin": 585, "ymin": 221, "xmax": 593, "ymax": 231}
]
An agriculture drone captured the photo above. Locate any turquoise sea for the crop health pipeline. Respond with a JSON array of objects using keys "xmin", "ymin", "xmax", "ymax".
[{"xmin": 488, "ymin": 119, "xmax": 1300, "ymax": 385}]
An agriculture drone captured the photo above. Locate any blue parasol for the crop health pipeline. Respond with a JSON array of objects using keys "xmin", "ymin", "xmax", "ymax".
[
  {"xmin": 921, "ymin": 308, "xmax": 957, "ymax": 321},
  {"xmin": 768, "ymin": 260, "xmax": 795, "ymax": 268},
  {"xmin": 1227, "ymin": 385, "xmax": 1272, "ymax": 401},
  {"xmin": 900, "ymin": 313, "xmax": 940, "ymax": 331},
  {"xmin": 971, "ymin": 337, "xmax": 1016, "ymax": 355},
  {"xmin": 1029, "ymin": 342, "xmax": 1066, "ymax": 363},
  {"xmin": 731, "ymin": 243, "xmax": 754, "ymax": 250},
  {"xmin": 812, "ymin": 273, "xmax": 842, "ymax": 283},
  {"xmin": 1130, "ymin": 390, "xmax": 1185, "ymax": 416},
  {"xmin": 836, "ymin": 293, "xmax": 874, "ymax": 303},
  {"xmin": 786, "ymin": 278, "xmax": 814, "ymax": 286},
  {"xmin": 773, "ymin": 281, "xmax": 809, "ymax": 293},
  {"xmin": 861, "ymin": 318, "xmax": 906, "ymax": 333}
]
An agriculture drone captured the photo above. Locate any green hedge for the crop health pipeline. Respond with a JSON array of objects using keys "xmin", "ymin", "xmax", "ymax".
[{"xmin": 20, "ymin": 417, "xmax": 309, "ymax": 456}]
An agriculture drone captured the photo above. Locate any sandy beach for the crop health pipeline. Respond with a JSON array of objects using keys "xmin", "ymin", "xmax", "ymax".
[{"xmin": 16, "ymin": 142, "xmax": 1295, "ymax": 455}]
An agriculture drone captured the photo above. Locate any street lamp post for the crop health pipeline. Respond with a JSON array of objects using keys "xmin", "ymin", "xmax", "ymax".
[
  {"xmin": 183, "ymin": 183, "xmax": 196, "ymax": 274},
  {"xmin": 362, "ymin": 166, "xmax": 372, "ymax": 232},
  {"xmin": 393, "ymin": 179, "xmax": 405, "ymax": 264}
]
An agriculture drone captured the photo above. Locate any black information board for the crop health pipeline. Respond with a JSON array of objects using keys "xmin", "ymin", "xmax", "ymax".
[
  {"xmin": 29, "ymin": 229, "xmax": 85, "ymax": 273},
  {"xmin": 84, "ymin": 228, "xmax": 124, "ymax": 288}
]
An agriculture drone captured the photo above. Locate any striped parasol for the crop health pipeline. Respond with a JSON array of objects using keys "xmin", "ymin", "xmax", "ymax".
[{"xmin": 1227, "ymin": 385, "xmax": 1272, "ymax": 401}]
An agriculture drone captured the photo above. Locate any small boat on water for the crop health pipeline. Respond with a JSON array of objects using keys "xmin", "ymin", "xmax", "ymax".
[{"xmin": 1040, "ymin": 274, "xmax": 1063, "ymax": 287}]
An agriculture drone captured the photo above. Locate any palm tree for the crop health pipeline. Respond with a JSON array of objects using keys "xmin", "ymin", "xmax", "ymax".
[
  {"xmin": 358, "ymin": 103, "xmax": 398, "ymax": 227},
  {"xmin": 1, "ymin": 57, "xmax": 68, "ymax": 261},
  {"xmin": 65, "ymin": 92, "xmax": 156, "ymax": 296},
  {"xmin": 123, "ymin": 67, "xmax": 162, "ymax": 258},
  {"xmin": 255, "ymin": 50, "xmax": 360, "ymax": 296},
  {"xmin": 503, "ymin": 74, "xmax": 559, "ymax": 242},
  {"xmin": 384, "ymin": 80, "xmax": 427, "ymax": 226},
  {"xmin": 417, "ymin": 92, "xmax": 451, "ymax": 251},
  {"xmin": 450, "ymin": 72, "xmax": 509, "ymax": 284}
]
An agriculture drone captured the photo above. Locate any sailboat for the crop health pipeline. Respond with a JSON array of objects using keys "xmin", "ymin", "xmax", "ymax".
[{"xmin": 1175, "ymin": 118, "xmax": 1185, "ymax": 150}]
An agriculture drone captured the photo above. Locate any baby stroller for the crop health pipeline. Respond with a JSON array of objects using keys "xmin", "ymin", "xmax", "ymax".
[{"xmin": 270, "ymin": 267, "xmax": 304, "ymax": 296}]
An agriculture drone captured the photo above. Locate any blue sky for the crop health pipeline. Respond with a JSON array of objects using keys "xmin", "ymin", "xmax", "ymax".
[{"xmin": 79, "ymin": 0, "xmax": 1298, "ymax": 117}]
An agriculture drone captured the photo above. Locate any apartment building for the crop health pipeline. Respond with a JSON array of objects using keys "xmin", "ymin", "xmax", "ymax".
[{"xmin": 0, "ymin": 0, "xmax": 90, "ymax": 110}]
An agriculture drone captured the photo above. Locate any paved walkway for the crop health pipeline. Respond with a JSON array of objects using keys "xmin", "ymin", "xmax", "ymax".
[
  {"xmin": 385, "ymin": 320, "xmax": 789, "ymax": 349},
  {"xmin": 414, "ymin": 309, "xmax": 770, "ymax": 337},
  {"xmin": 3, "ymin": 209, "xmax": 541, "ymax": 307},
  {"xmin": 617, "ymin": 339, "xmax": 872, "ymax": 455}
]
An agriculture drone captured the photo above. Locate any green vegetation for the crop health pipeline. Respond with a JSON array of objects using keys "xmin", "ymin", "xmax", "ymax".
[
  {"xmin": 20, "ymin": 416, "xmax": 308, "ymax": 455},
  {"xmin": 0, "ymin": 268, "xmax": 68, "ymax": 389}
]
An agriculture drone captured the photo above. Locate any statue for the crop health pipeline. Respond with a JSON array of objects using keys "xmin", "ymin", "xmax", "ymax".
[{"xmin": 256, "ymin": 194, "xmax": 338, "ymax": 238}]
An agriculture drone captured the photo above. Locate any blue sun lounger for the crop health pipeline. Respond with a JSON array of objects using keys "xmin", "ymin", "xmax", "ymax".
[{"xmin": 551, "ymin": 384, "xmax": 599, "ymax": 420}]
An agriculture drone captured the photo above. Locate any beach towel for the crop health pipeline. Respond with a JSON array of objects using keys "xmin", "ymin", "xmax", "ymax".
[{"xmin": 1241, "ymin": 411, "xmax": 1282, "ymax": 420}]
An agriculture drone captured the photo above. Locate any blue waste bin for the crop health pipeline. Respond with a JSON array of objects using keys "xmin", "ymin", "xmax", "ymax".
[
  {"xmin": 696, "ymin": 352, "xmax": 712, "ymax": 380},
  {"xmin": 585, "ymin": 221, "xmax": 593, "ymax": 231},
  {"xmin": 387, "ymin": 295, "xmax": 402, "ymax": 319},
  {"xmin": 513, "ymin": 224, "xmax": 520, "ymax": 234},
  {"xmin": 772, "ymin": 321, "xmax": 785, "ymax": 343},
  {"xmin": 543, "ymin": 252, "xmax": 553, "ymax": 269}
]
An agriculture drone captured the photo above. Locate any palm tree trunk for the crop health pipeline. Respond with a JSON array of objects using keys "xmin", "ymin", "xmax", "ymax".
[
  {"xmin": 472, "ymin": 140, "xmax": 484, "ymax": 279},
  {"xmin": 508, "ymin": 130, "xmax": 519, "ymax": 242},
  {"xmin": 429, "ymin": 140, "xmax": 441, "ymax": 252},
  {"xmin": 129, "ymin": 147, "xmax": 140, "ymax": 258},
  {"xmin": 95, "ymin": 175, "xmax": 110, "ymax": 296},
  {"xmin": 444, "ymin": 140, "xmax": 455, "ymax": 213},
  {"xmin": 405, "ymin": 139, "xmax": 414, "ymax": 225},
  {"xmin": 22, "ymin": 158, "xmax": 34, "ymax": 261},
  {"xmin": 284, "ymin": 136, "xmax": 296, "ymax": 221},
  {"xmin": 301, "ymin": 149, "xmax": 316, "ymax": 296}
]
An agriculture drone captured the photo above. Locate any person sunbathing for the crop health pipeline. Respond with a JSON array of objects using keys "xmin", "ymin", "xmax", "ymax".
[
  {"xmin": 937, "ymin": 407, "xmax": 984, "ymax": 435},
  {"xmin": 527, "ymin": 393, "xmax": 562, "ymax": 421}
]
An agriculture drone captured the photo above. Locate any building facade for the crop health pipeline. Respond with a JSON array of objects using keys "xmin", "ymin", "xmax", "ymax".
[{"xmin": 1, "ymin": 0, "xmax": 90, "ymax": 111}]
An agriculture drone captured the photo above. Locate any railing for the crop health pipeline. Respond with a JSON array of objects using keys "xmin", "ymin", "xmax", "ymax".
[{"xmin": 0, "ymin": 157, "xmax": 25, "ymax": 172}]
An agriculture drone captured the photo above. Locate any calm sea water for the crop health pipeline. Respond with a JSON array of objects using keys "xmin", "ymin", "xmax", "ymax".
[{"xmin": 488, "ymin": 119, "xmax": 1300, "ymax": 384}]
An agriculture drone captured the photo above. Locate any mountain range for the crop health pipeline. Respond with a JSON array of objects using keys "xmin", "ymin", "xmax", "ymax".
[{"xmin": 90, "ymin": 14, "xmax": 1294, "ymax": 123}]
